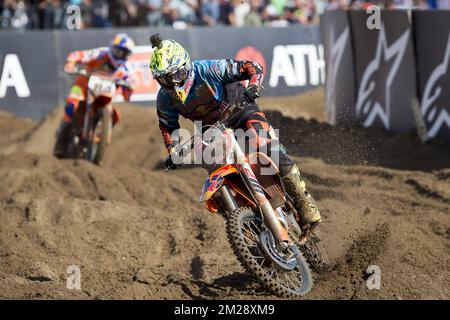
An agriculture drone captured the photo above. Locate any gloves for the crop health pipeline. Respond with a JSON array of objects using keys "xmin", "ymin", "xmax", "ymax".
[
  {"xmin": 64, "ymin": 63, "xmax": 87, "ymax": 76},
  {"xmin": 243, "ymin": 84, "xmax": 261, "ymax": 103},
  {"xmin": 164, "ymin": 154, "xmax": 179, "ymax": 171}
]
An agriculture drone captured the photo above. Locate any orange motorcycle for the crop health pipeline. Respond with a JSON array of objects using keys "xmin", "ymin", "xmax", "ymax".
[
  {"xmin": 64, "ymin": 69, "xmax": 130, "ymax": 165},
  {"xmin": 165, "ymin": 101, "xmax": 328, "ymax": 297}
]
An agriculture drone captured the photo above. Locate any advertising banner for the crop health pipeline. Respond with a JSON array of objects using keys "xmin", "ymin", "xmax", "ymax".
[
  {"xmin": 349, "ymin": 10, "xmax": 417, "ymax": 133},
  {"xmin": 320, "ymin": 9, "xmax": 355, "ymax": 126},
  {"xmin": 0, "ymin": 26, "xmax": 324, "ymax": 120},
  {"xmin": 0, "ymin": 31, "xmax": 59, "ymax": 119},
  {"xmin": 188, "ymin": 26, "xmax": 324, "ymax": 97},
  {"xmin": 412, "ymin": 10, "xmax": 450, "ymax": 142}
]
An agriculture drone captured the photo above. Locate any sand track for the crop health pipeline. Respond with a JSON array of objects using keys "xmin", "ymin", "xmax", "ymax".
[{"xmin": 0, "ymin": 95, "xmax": 449, "ymax": 300}]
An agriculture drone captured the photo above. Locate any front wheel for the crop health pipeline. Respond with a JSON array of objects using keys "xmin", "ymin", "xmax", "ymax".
[
  {"xmin": 226, "ymin": 207, "xmax": 313, "ymax": 297},
  {"xmin": 87, "ymin": 106, "xmax": 112, "ymax": 165}
]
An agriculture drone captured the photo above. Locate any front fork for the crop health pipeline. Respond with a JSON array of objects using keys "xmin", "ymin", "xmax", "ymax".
[
  {"xmin": 224, "ymin": 129, "xmax": 290, "ymax": 244},
  {"xmin": 82, "ymin": 90, "xmax": 91, "ymax": 140}
]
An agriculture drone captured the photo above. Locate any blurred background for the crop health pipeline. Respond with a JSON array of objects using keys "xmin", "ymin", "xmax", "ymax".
[{"xmin": 1, "ymin": 0, "xmax": 449, "ymax": 31}]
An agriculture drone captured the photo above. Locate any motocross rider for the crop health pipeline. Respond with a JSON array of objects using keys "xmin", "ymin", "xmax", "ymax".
[
  {"xmin": 149, "ymin": 34, "xmax": 321, "ymax": 228},
  {"xmin": 53, "ymin": 33, "xmax": 136, "ymax": 157}
]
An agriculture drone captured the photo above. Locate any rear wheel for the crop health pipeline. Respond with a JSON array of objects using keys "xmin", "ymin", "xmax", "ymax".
[
  {"xmin": 301, "ymin": 230, "xmax": 330, "ymax": 273},
  {"xmin": 226, "ymin": 207, "xmax": 313, "ymax": 297},
  {"xmin": 287, "ymin": 220, "xmax": 330, "ymax": 274},
  {"xmin": 87, "ymin": 106, "xmax": 112, "ymax": 165}
]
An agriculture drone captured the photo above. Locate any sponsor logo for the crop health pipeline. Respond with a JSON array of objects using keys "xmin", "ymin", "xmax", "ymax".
[
  {"xmin": 269, "ymin": 44, "xmax": 325, "ymax": 88},
  {"xmin": 356, "ymin": 24, "xmax": 410, "ymax": 129},
  {"xmin": 326, "ymin": 27, "xmax": 350, "ymax": 124},
  {"xmin": 421, "ymin": 32, "xmax": 450, "ymax": 138},
  {"xmin": 0, "ymin": 54, "xmax": 31, "ymax": 99}
]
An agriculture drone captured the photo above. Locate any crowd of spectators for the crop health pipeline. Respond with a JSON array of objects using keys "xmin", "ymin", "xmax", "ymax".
[{"xmin": 1, "ymin": 0, "xmax": 449, "ymax": 30}]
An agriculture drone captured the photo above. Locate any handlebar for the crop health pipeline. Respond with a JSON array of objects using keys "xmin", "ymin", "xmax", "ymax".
[
  {"xmin": 164, "ymin": 98, "xmax": 251, "ymax": 171},
  {"xmin": 65, "ymin": 68, "xmax": 133, "ymax": 89}
]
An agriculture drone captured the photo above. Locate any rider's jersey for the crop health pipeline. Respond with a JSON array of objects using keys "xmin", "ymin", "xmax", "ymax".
[
  {"xmin": 67, "ymin": 48, "xmax": 132, "ymax": 80},
  {"xmin": 156, "ymin": 59, "xmax": 264, "ymax": 151},
  {"xmin": 66, "ymin": 48, "xmax": 133, "ymax": 100}
]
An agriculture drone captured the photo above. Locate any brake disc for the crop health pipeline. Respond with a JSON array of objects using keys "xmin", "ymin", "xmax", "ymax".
[{"xmin": 259, "ymin": 230, "xmax": 297, "ymax": 271}]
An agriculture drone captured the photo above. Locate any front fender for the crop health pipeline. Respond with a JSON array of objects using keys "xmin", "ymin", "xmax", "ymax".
[{"xmin": 199, "ymin": 164, "xmax": 237, "ymax": 202}]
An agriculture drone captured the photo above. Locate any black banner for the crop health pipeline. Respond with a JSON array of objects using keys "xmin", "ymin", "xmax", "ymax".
[
  {"xmin": 321, "ymin": 9, "xmax": 355, "ymax": 126},
  {"xmin": 349, "ymin": 10, "xmax": 417, "ymax": 133},
  {"xmin": 413, "ymin": 10, "xmax": 450, "ymax": 143},
  {"xmin": 0, "ymin": 31, "xmax": 59, "ymax": 119},
  {"xmin": 0, "ymin": 26, "xmax": 323, "ymax": 120},
  {"xmin": 189, "ymin": 25, "xmax": 324, "ymax": 97},
  {"xmin": 0, "ymin": 300, "xmax": 439, "ymax": 319}
]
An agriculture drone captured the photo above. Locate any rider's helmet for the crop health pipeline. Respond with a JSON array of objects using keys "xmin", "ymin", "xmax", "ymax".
[
  {"xmin": 149, "ymin": 34, "xmax": 193, "ymax": 102},
  {"xmin": 109, "ymin": 33, "xmax": 135, "ymax": 67}
]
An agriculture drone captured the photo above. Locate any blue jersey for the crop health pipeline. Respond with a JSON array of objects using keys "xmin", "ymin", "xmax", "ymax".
[{"xmin": 156, "ymin": 59, "xmax": 264, "ymax": 151}]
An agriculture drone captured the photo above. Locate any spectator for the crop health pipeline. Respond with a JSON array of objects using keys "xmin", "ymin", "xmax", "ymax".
[
  {"xmin": 141, "ymin": 0, "xmax": 166, "ymax": 26},
  {"xmin": 44, "ymin": 0, "xmax": 65, "ymax": 29},
  {"xmin": 244, "ymin": 0, "xmax": 263, "ymax": 26},
  {"xmin": 202, "ymin": 0, "xmax": 220, "ymax": 23},
  {"xmin": 219, "ymin": 0, "xmax": 234, "ymax": 25},
  {"xmin": 1, "ymin": 0, "xmax": 29, "ymax": 29},
  {"xmin": 414, "ymin": 0, "xmax": 429, "ymax": 8},
  {"xmin": 326, "ymin": 0, "xmax": 351, "ymax": 10},
  {"xmin": 437, "ymin": 0, "xmax": 450, "ymax": 8},
  {"xmin": 122, "ymin": 0, "xmax": 138, "ymax": 26},
  {"xmin": 303, "ymin": 0, "xmax": 318, "ymax": 24},
  {"xmin": 1, "ymin": 0, "xmax": 15, "ymax": 28},
  {"xmin": 229, "ymin": 0, "xmax": 250, "ymax": 27},
  {"xmin": 169, "ymin": 0, "xmax": 198, "ymax": 25},
  {"xmin": 271, "ymin": 0, "xmax": 288, "ymax": 15},
  {"xmin": 2, "ymin": 0, "xmax": 447, "ymax": 30}
]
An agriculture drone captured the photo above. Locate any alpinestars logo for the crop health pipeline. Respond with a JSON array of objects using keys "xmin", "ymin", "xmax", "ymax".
[
  {"xmin": 356, "ymin": 24, "xmax": 410, "ymax": 129},
  {"xmin": 421, "ymin": 32, "xmax": 450, "ymax": 138},
  {"xmin": 326, "ymin": 27, "xmax": 349, "ymax": 124}
]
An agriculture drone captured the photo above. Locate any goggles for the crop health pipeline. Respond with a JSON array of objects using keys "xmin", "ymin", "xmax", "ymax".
[
  {"xmin": 155, "ymin": 63, "xmax": 190, "ymax": 88},
  {"xmin": 111, "ymin": 46, "xmax": 132, "ymax": 60}
]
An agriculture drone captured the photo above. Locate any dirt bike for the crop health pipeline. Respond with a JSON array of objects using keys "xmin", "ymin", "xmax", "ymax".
[
  {"xmin": 164, "ymin": 100, "xmax": 328, "ymax": 297},
  {"xmin": 64, "ymin": 69, "xmax": 130, "ymax": 165}
]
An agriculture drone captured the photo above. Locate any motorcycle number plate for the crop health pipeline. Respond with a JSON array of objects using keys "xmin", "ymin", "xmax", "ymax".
[{"xmin": 88, "ymin": 75, "xmax": 116, "ymax": 98}]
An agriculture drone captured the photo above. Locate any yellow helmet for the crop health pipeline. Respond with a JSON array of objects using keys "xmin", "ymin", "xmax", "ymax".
[{"xmin": 149, "ymin": 34, "xmax": 193, "ymax": 102}]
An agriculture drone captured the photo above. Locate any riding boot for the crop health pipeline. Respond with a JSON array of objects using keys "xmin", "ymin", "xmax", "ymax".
[{"xmin": 282, "ymin": 165, "xmax": 321, "ymax": 227}]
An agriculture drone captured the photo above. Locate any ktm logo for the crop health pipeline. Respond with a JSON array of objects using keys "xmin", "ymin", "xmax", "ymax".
[
  {"xmin": 421, "ymin": 32, "xmax": 450, "ymax": 138},
  {"xmin": 356, "ymin": 24, "xmax": 410, "ymax": 129}
]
